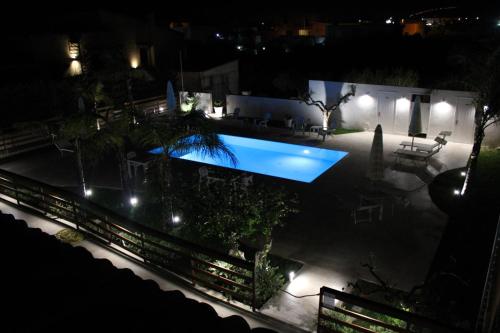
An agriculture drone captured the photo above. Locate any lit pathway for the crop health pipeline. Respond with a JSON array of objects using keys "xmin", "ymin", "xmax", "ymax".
[{"xmin": 0, "ymin": 201, "xmax": 306, "ymax": 333}]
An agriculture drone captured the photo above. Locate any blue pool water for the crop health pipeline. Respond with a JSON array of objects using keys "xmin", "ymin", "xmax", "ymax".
[{"xmin": 149, "ymin": 134, "xmax": 348, "ymax": 183}]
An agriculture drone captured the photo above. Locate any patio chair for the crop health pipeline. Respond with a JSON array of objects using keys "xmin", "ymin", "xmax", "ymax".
[
  {"xmin": 257, "ymin": 112, "xmax": 271, "ymax": 129},
  {"xmin": 51, "ymin": 134, "xmax": 74, "ymax": 157},
  {"xmin": 318, "ymin": 127, "xmax": 336, "ymax": 141},
  {"xmin": 224, "ymin": 107, "xmax": 241, "ymax": 120},
  {"xmin": 352, "ymin": 194, "xmax": 384, "ymax": 224},
  {"xmin": 198, "ymin": 166, "xmax": 223, "ymax": 189},
  {"xmin": 292, "ymin": 116, "xmax": 307, "ymax": 135}
]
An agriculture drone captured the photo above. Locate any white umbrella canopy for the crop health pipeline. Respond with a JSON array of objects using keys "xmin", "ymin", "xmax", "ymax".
[
  {"xmin": 366, "ymin": 124, "xmax": 384, "ymax": 182},
  {"xmin": 408, "ymin": 95, "xmax": 422, "ymax": 150},
  {"xmin": 166, "ymin": 81, "xmax": 176, "ymax": 112}
]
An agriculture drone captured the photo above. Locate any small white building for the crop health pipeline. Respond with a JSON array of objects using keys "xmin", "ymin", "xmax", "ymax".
[{"xmin": 309, "ymin": 80, "xmax": 477, "ymax": 144}]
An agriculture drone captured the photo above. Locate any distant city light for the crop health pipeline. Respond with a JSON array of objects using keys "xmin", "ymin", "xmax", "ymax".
[
  {"xmin": 130, "ymin": 196, "xmax": 138, "ymax": 206},
  {"xmin": 385, "ymin": 18, "xmax": 393, "ymax": 24},
  {"xmin": 262, "ymin": 46, "xmax": 266, "ymax": 50},
  {"xmin": 426, "ymin": 22, "xmax": 433, "ymax": 26},
  {"xmin": 84, "ymin": 189, "xmax": 93, "ymax": 197},
  {"xmin": 236, "ymin": 45, "xmax": 243, "ymax": 51},
  {"xmin": 453, "ymin": 189, "xmax": 461, "ymax": 196}
]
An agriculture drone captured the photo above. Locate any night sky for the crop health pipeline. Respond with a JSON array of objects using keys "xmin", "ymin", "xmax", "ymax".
[{"xmin": 4, "ymin": 0, "xmax": 499, "ymax": 26}]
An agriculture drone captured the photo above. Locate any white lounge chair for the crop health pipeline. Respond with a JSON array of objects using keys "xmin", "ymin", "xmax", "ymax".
[{"xmin": 394, "ymin": 147, "xmax": 440, "ymax": 164}]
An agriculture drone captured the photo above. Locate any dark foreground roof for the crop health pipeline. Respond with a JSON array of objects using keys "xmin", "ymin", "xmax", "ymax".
[{"xmin": 1, "ymin": 211, "xmax": 276, "ymax": 333}]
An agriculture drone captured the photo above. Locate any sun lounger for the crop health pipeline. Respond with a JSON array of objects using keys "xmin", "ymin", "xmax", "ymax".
[{"xmin": 394, "ymin": 148, "xmax": 440, "ymax": 164}]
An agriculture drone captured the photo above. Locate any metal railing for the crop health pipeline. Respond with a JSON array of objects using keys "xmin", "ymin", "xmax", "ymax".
[
  {"xmin": 317, "ymin": 286, "xmax": 464, "ymax": 333},
  {"xmin": 0, "ymin": 168, "xmax": 256, "ymax": 309},
  {"xmin": 475, "ymin": 215, "xmax": 500, "ymax": 333}
]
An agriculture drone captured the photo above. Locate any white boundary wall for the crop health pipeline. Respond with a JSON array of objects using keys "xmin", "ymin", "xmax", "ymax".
[{"xmin": 226, "ymin": 95, "xmax": 323, "ymax": 126}]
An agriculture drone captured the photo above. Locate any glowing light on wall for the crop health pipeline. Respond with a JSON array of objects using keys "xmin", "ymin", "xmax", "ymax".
[
  {"xmin": 396, "ymin": 97, "xmax": 410, "ymax": 110},
  {"xmin": 130, "ymin": 57, "xmax": 139, "ymax": 69},
  {"xmin": 434, "ymin": 101, "xmax": 452, "ymax": 114},
  {"xmin": 68, "ymin": 42, "xmax": 79, "ymax": 59},
  {"xmin": 358, "ymin": 94, "xmax": 374, "ymax": 108},
  {"xmin": 69, "ymin": 60, "xmax": 82, "ymax": 76}
]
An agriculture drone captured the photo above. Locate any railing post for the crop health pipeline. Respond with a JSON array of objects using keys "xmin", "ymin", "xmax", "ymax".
[
  {"xmin": 14, "ymin": 184, "xmax": 20, "ymax": 205},
  {"xmin": 317, "ymin": 288, "xmax": 323, "ymax": 333},
  {"xmin": 252, "ymin": 263, "xmax": 257, "ymax": 312},
  {"xmin": 72, "ymin": 199, "xmax": 80, "ymax": 230},
  {"xmin": 104, "ymin": 216, "xmax": 112, "ymax": 245}
]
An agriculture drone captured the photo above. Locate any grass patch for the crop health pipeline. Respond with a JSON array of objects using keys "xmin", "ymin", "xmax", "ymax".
[
  {"xmin": 334, "ymin": 128, "xmax": 364, "ymax": 135},
  {"xmin": 429, "ymin": 148, "xmax": 500, "ymax": 214},
  {"xmin": 55, "ymin": 228, "xmax": 84, "ymax": 244}
]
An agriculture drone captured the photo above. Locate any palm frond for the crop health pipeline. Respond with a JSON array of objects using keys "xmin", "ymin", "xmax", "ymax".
[{"xmin": 172, "ymin": 133, "xmax": 238, "ymax": 167}]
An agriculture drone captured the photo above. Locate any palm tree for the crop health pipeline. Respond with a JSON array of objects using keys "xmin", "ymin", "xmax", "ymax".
[
  {"xmin": 58, "ymin": 112, "xmax": 100, "ymax": 196},
  {"xmin": 137, "ymin": 109, "xmax": 236, "ymax": 225}
]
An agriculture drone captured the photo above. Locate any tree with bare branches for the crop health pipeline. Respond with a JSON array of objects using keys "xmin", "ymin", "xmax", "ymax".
[{"xmin": 297, "ymin": 85, "xmax": 356, "ymax": 140}]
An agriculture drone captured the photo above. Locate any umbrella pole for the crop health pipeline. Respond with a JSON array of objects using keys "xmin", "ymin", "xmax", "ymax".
[{"xmin": 411, "ymin": 136, "xmax": 415, "ymax": 151}]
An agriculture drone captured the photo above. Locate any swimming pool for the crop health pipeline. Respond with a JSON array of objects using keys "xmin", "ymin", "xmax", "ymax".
[{"xmin": 149, "ymin": 134, "xmax": 348, "ymax": 183}]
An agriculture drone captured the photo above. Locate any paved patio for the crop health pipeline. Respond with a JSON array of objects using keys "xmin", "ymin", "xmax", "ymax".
[{"xmin": 0, "ymin": 126, "xmax": 472, "ymax": 331}]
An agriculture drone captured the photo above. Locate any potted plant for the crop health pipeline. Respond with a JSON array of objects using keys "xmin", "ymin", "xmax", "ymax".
[
  {"xmin": 283, "ymin": 114, "xmax": 293, "ymax": 128},
  {"xmin": 213, "ymin": 100, "xmax": 224, "ymax": 117}
]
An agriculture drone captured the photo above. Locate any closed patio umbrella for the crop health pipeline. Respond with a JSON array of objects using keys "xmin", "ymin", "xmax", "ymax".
[
  {"xmin": 166, "ymin": 80, "xmax": 176, "ymax": 112},
  {"xmin": 408, "ymin": 95, "xmax": 422, "ymax": 150},
  {"xmin": 366, "ymin": 124, "xmax": 384, "ymax": 182}
]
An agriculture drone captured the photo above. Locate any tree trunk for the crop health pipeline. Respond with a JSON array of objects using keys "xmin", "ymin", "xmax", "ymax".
[
  {"xmin": 322, "ymin": 112, "xmax": 329, "ymax": 130},
  {"xmin": 159, "ymin": 154, "xmax": 173, "ymax": 229},
  {"xmin": 462, "ymin": 114, "xmax": 485, "ymax": 195},
  {"xmin": 118, "ymin": 150, "xmax": 131, "ymax": 201},
  {"xmin": 75, "ymin": 138, "xmax": 87, "ymax": 197}
]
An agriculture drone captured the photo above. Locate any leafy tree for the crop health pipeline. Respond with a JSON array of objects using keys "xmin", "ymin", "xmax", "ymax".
[
  {"xmin": 457, "ymin": 47, "xmax": 500, "ymax": 195},
  {"xmin": 174, "ymin": 178, "xmax": 296, "ymax": 254},
  {"xmin": 344, "ymin": 67, "xmax": 420, "ymax": 87},
  {"xmin": 136, "ymin": 110, "xmax": 236, "ymax": 225}
]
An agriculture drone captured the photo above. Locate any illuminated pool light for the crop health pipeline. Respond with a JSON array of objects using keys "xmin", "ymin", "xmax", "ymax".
[{"xmin": 149, "ymin": 134, "xmax": 348, "ymax": 183}]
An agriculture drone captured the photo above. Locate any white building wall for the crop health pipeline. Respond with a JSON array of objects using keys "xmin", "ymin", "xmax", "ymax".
[
  {"xmin": 309, "ymin": 80, "xmax": 478, "ymax": 144},
  {"xmin": 226, "ymin": 95, "xmax": 323, "ymax": 125}
]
